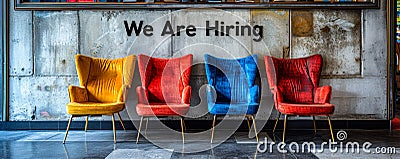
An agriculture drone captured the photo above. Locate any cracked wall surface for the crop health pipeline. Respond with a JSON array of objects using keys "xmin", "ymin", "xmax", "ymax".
[{"xmin": 8, "ymin": 0, "xmax": 388, "ymax": 121}]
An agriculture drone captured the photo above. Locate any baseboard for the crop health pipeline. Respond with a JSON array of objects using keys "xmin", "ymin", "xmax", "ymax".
[{"xmin": 0, "ymin": 120, "xmax": 390, "ymax": 131}]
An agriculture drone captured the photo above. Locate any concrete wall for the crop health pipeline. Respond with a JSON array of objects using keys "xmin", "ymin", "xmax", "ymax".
[{"xmin": 8, "ymin": 0, "xmax": 388, "ymax": 121}]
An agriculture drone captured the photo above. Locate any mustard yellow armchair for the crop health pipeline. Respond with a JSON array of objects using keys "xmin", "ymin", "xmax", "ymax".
[{"xmin": 63, "ymin": 54, "xmax": 136, "ymax": 144}]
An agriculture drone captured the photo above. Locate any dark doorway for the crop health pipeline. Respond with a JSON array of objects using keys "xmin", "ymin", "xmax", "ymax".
[{"xmin": 0, "ymin": 0, "xmax": 4, "ymax": 121}]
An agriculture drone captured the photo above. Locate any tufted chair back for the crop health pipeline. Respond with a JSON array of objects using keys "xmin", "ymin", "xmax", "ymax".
[
  {"xmin": 204, "ymin": 54, "xmax": 259, "ymax": 104},
  {"xmin": 265, "ymin": 54, "xmax": 323, "ymax": 104},
  {"xmin": 138, "ymin": 54, "xmax": 193, "ymax": 104},
  {"xmin": 75, "ymin": 54, "xmax": 135, "ymax": 103}
]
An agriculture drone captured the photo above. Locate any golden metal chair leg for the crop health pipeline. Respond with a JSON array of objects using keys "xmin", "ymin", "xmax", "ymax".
[
  {"xmin": 182, "ymin": 118, "xmax": 186, "ymax": 132},
  {"xmin": 245, "ymin": 115, "xmax": 251, "ymax": 132},
  {"xmin": 250, "ymin": 115, "xmax": 259, "ymax": 143},
  {"xmin": 145, "ymin": 117, "xmax": 149, "ymax": 135},
  {"xmin": 272, "ymin": 133, "xmax": 277, "ymax": 143},
  {"xmin": 111, "ymin": 114, "xmax": 116, "ymax": 144},
  {"xmin": 273, "ymin": 112, "xmax": 281, "ymax": 133},
  {"xmin": 63, "ymin": 115, "xmax": 74, "ymax": 144},
  {"xmin": 211, "ymin": 115, "xmax": 216, "ymax": 143},
  {"xmin": 283, "ymin": 114, "xmax": 287, "ymax": 143},
  {"xmin": 117, "ymin": 113, "xmax": 126, "ymax": 131},
  {"xmin": 180, "ymin": 117, "xmax": 185, "ymax": 144},
  {"xmin": 136, "ymin": 116, "xmax": 143, "ymax": 144},
  {"xmin": 313, "ymin": 116, "xmax": 317, "ymax": 135},
  {"xmin": 253, "ymin": 146, "xmax": 258, "ymax": 159},
  {"xmin": 328, "ymin": 116, "xmax": 335, "ymax": 142},
  {"xmin": 84, "ymin": 116, "xmax": 89, "ymax": 132}
]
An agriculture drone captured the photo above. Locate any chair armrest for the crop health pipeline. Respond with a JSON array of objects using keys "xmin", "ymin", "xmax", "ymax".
[
  {"xmin": 68, "ymin": 85, "xmax": 88, "ymax": 103},
  {"xmin": 314, "ymin": 85, "xmax": 332, "ymax": 104},
  {"xmin": 270, "ymin": 86, "xmax": 284, "ymax": 105},
  {"xmin": 249, "ymin": 85, "xmax": 260, "ymax": 104},
  {"xmin": 206, "ymin": 84, "xmax": 217, "ymax": 104},
  {"xmin": 271, "ymin": 86, "xmax": 284, "ymax": 110},
  {"xmin": 136, "ymin": 86, "xmax": 149, "ymax": 105},
  {"xmin": 117, "ymin": 85, "xmax": 128, "ymax": 103},
  {"xmin": 182, "ymin": 86, "xmax": 192, "ymax": 104}
]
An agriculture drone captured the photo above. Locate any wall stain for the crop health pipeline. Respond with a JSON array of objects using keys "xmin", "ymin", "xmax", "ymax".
[
  {"xmin": 101, "ymin": 11, "xmax": 121, "ymax": 21},
  {"xmin": 31, "ymin": 106, "xmax": 36, "ymax": 120},
  {"xmin": 291, "ymin": 10, "xmax": 361, "ymax": 77}
]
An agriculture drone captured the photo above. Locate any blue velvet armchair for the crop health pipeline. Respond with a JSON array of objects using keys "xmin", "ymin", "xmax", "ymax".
[{"xmin": 204, "ymin": 54, "xmax": 260, "ymax": 143}]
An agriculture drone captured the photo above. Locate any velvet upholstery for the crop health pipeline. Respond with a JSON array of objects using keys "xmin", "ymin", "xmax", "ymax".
[
  {"xmin": 264, "ymin": 54, "xmax": 334, "ymax": 115},
  {"xmin": 136, "ymin": 54, "xmax": 193, "ymax": 116},
  {"xmin": 67, "ymin": 102, "xmax": 125, "ymax": 115},
  {"xmin": 204, "ymin": 54, "xmax": 260, "ymax": 115},
  {"xmin": 66, "ymin": 54, "xmax": 136, "ymax": 115}
]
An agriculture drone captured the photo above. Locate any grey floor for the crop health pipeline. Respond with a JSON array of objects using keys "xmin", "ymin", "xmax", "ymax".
[{"xmin": 0, "ymin": 129, "xmax": 400, "ymax": 158}]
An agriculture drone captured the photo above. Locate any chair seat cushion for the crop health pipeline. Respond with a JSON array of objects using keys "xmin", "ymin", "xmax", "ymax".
[
  {"xmin": 209, "ymin": 103, "xmax": 259, "ymax": 115},
  {"xmin": 136, "ymin": 103, "xmax": 190, "ymax": 116},
  {"xmin": 66, "ymin": 102, "xmax": 125, "ymax": 115},
  {"xmin": 277, "ymin": 103, "xmax": 334, "ymax": 116}
]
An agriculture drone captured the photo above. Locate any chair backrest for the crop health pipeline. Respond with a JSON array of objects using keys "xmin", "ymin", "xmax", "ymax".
[
  {"xmin": 75, "ymin": 54, "xmax": 136, "ymax": 103},
  {"xmin": 264, "ymin": 54, "xmax": 323, "ymax": 104},
  {"xmin": 138, "ymin": 54, "xmax": 193, "ymax": 103},
  {"xmin": 204, "ymin": 54, "xmax": 258, "ymax": 103}
]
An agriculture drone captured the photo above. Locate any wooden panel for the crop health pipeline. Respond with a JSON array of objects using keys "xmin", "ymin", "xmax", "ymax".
[{"xmin": 15, "ymin": 1, "xmax": 380, "ymax": 10}]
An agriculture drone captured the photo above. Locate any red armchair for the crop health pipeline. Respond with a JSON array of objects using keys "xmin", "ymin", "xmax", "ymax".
[
  {"xmin": 264, "ymin": 54, "xmax": 335, "ymax": 142},
  {"xmin": 136, "ymin": 54, "xmax": 193, "ymax": 144}
]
